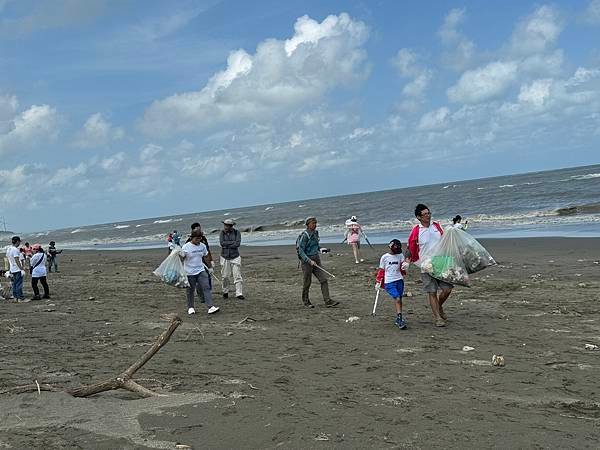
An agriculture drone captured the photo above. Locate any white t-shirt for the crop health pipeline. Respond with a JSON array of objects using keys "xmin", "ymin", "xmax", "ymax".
[
  {"xmin": 379, "ymin": 252, "xmax": 405, "ymax": 283},
  {"xmin": 453, "ymin": 223, "xmax": 464, "ymax": 229},
  {"xmin": 418, "ymin": 223, "xmax": 443, "ymax": 260},
  {"xmin": 181, "ymin": 242, "xmax": 208, "ymax": 276},
  {"xmin": 30, "ymin": 253, "xmax": 47, "ymax": 278},
  {"xmin": 6, "ymin": 246, "xmax": 22, "ymax": 273}
]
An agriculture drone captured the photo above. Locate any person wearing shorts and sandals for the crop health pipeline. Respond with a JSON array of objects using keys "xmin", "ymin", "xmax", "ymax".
[
  {"xmin": 376, "ymin": 239, "xmax": 410, "ymax": 329},
  {"xmin": 408, "ymin": 204, "xmax": 453, "ymax": 327}
]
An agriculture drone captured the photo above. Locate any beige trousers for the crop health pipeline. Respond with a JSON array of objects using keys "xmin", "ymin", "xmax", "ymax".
[{"xmin": 220, "ymin": 256, "xmax": 243, "ymax": 296}]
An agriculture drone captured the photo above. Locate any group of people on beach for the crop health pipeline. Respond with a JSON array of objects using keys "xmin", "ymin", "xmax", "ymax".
[
  {"xmin": 2, "ymin": 237, "xmax": 62, "ymax": 302},
  {"xmin": 174, "ymin": 219, "xmax": 245, "ymax": 316},
  {"xmin": 172, "ymin": 202, "xmax": 464, "ymax": 330},
  {"xmin": 300, "ymin": 204, "xmax": 464, "ymax": 328}
]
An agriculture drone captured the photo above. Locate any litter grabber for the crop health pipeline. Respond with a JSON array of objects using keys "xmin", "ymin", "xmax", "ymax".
[
  {"xmin": 372, "ymin": 284, "xmax": 381, "ymax": 316},
  {"xmin": 204, "ymin": 264, "xmax": 221, "ymax": 283},
  {"xmin": 361, "ymin": 231, "xmax": 375, "ymax": 251},
  {"xmin": 313, "ymin": 262, "xmax": 336, "ymax": 278}
]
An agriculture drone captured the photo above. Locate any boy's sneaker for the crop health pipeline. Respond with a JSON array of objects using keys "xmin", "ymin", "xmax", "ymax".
[
  {"xmin": 395, "ymin": 316, "xmax": 407, "ymax": 330},
  {"xmin": 187, "ymin": 307, "xmax": 196, "ymax": 315},
  {"xmin": 208, "ymin": 306, "xmax": 220, "ymax": 314}
]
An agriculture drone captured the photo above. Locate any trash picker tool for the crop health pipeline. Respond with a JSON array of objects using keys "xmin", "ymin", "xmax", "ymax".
[
  {"xmin": 314, "ymin": 263, "xmax": 336, "ymax": 278},
  {"xmin": 372, "ymin": 287, "xmax": 380, "ymax": 316}
]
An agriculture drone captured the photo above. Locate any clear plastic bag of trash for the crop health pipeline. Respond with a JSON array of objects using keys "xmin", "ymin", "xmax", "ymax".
[
  {"xmin": 153, "ymin": 246, "xmax": 189, "ymax": 288},
  {"xmin": 420, "ymin": 227, "xmax": 496, "ymax": 287}
]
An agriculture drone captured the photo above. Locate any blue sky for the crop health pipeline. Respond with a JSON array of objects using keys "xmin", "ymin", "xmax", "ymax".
[{"xmin": 1, "ymin": 0, "xmax": 599, "ymax": 232}]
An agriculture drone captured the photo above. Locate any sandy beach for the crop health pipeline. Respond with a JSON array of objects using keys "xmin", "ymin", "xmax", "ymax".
[{"xmin": 1, "ymin": 237, "xmax": 599, "ymax": 449}]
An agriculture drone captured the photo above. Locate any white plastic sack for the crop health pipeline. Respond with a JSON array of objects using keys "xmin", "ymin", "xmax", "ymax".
[
  {"xmin": 153, "ymin": 246, "xmax": 189, "ymax": 288},
  {"xmin": 420, "ymin": 227, "xmax": 496, "ymax": 287}
]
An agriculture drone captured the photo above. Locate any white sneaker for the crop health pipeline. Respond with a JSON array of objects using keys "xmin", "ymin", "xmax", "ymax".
[
  {"xmin": 207, "ymin": 306, "xmax": 220, "ymax": 314},
  {"xmin": 360, "ymin": 258, "xmax": 364, "ymax": 262},
  {"xmin": 188, "ymin": 307, "xmax": 196, "ymax": 315}
]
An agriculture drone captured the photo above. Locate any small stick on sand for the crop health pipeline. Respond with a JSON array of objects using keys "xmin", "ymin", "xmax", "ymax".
[
  {"xmin": 237, "ymin": 316, "xmax": 256, "ymax": 325},
  {"xmin": 35, "ymin": 380, "xmax": 40, "ymax": 395}
]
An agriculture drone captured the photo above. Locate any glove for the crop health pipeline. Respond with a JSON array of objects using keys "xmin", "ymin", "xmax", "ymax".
[
  {"xmin": 401, "ymin": 261, "xmax": 410, "ymax": 271},
  {"xmin": 20, "ymin": 270, "xmax": 25, "ymax": 276},
  {"xmin": 375, "ymin": 281, "xmax": 381, "ymax": 291},
  {"xmin": 208, "ymin": 267, "xmax": 214, "ymax": 275},
  {"xmin": 309, "ymin": 260, "xmax": 316, "ymax": 266},
  {"xmin": 210, "ymin": 260, "xmax": 215, "ymax": 268},
  {"xmin": 178, "ymin": 249, "xmax": 186, "ymax": 258}
]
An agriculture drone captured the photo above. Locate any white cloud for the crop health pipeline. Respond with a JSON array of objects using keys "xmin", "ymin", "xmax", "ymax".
[
  {"xmin": 100, "ymin": 152, "xmax": 126, "ymax": 173},
  {"xmin": 566, "ymin": 67, "xmax": 600, "ymax": 86},
  {"xmin": 584, "ymin": 0, "xmax": 600, "ymax": 24},
  {"xmin": 347, "ymin": 127, "xmax": 374, "ymax": 140},
  {"xmin": 126, "ymin": 9, "xmax": 199, "ymax": 42},
  {"xmin": 0, "ymin": 103, "xmax": 62, "ymax": 155},
  {"xmin": 447, "ymin": 61, "xmax": 518, "ymax": 104},
  {"xmin": 509, "ymin": 5, "xmax": 563, "ymax": 57},
  {"xmin": 0, "ymin": 94, "xmax": 18, "ymax": 134},
  {"xmin": 438, "ymin": 8, "xmax": 475, "ymax": 71},
  {"xmin": 391, "ymin": 48, "xmax": 433, "ymax": 98},
  {"xmin": 48, "ymin": 162, "xmax": 88, "ymax": 187},
  {"xmin": 518, "ymin": 79, "xmax": 553, "ymax": 108},
  {"xmin": 72, "ymin": 113, "xmax": 124, "ymax": 149},
  {"xmin": 289, "ymin": 132, "xmax": 303, "ymax": 148},
  {"xmin": 140, "ymin": 13, "xmax": 369, "ymax": 136},
  {"xmin": 418, "ymin": 107, "xmax": 451, "ymax": 131}
]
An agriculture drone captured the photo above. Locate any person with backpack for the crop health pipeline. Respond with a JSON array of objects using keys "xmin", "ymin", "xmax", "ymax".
[
  {"xmin": 344, "ymin": 216, "xmax": 364, "ymax": 264},
  {"xmin": 220, "ymin": 219, "xmax": 244, "ymax": 299},
  {"xmin": 375, "ymin": 239, "xmax": 409, "ymax": 329},
  {"xmin": 29, "ymin": 244, "xmax": 50, "ymax": 300},
  {"xmin": 297, "ymin": 217, "xmax": 339, "ymax": 308},
  {"xmin": 407, "ymin": 204, "xmax": 453, "ymax": 327}
]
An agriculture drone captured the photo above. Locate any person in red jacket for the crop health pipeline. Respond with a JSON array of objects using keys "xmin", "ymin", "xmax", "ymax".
[{"xmin": 407, "ymin": 204, "xmax": 453, "ymax": 327}]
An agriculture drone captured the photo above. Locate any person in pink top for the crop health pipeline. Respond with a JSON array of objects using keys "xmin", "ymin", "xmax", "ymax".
[
  {"xmin": 344, "ymin": 216, "xmax": 364, "ymax": 264},
  {"xmin": 407, "ymin": 204, "xmax": 453, "ymax": 327}
]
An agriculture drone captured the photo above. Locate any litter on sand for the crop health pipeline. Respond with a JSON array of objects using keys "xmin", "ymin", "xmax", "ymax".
[
  {"xmin": 345, "ymin": 316, "xmax": 360, "ymax": 323},
  {"xmin": 462, "ymin": 346, "xmax": 475, "ymax": 352}
]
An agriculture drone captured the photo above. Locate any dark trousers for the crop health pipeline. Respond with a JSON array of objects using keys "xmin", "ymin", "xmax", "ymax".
[
  {"xmin": 301, "ymin": 255, "xmax": 331, "ymax": 305},
  {"xmin": 32, "ymin": 276, "xmax": 50, "ymax": 298},
  {"xmin": 187, "ymin": 271, "xmax": 213, "ymax": 309}
]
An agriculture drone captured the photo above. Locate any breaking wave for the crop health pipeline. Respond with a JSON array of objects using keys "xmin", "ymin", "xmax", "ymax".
[{"xmin": 556, "ymin": 202, "xmax": 600, "ymax": 216}]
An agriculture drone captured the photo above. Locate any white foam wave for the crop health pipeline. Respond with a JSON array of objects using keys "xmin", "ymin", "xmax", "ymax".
[
  {"xmin": 264, "ymin": 206, "xmax": 274, "ymax": 211},
  {"xmin": 71, "ymin": 228, "xmax": 84, "ymax": 234},
  {"xmin": 114, "ymin": 225, "xmax": 130, "ymax": 229},
  {"xmin": 498, "ymin": 184, "xmax": 514, "ymax": 188},
  {"xmin": 571, "ymin": 173, "xmax": 600, "ymax": 180}
]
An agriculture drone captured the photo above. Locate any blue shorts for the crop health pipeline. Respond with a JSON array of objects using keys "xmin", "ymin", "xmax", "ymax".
[{"xmin": 384, "ymin": 279, "xmax": 404, "ymax": 300}]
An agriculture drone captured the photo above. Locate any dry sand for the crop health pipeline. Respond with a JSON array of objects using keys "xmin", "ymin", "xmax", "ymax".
[{"xmin": 1, "ymin": 238, "xmax": 599, "ymax": 449}]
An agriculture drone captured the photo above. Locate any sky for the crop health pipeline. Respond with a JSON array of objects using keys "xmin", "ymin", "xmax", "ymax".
[{"xmin": 1, "ymin": 0, "xmax": 599, "ymax": 232}]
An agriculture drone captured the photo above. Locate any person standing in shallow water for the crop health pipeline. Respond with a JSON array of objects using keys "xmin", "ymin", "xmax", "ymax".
[
  {"xmin": 297, "ymin": 217, "xmax": 339, "ymax": 309},
  {"xmin": 408, "ymin": 204, "xmax": 453, "ymax": 327}
]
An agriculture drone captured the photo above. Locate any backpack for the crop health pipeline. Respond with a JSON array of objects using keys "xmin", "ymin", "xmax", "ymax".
[{"xmin": 296, "ymin": 230, "xmax": 310, "ymax": 260}]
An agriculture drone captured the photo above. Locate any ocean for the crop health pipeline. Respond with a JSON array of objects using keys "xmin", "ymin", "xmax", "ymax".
[{"xmin": 14, "ymin": 164, "xmax": 600, "ymax": 250}]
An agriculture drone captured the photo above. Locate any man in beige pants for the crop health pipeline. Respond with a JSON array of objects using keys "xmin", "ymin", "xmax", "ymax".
[{"xmin": 219, "ymin": 219, "xmax": 244, "ymax": 299}]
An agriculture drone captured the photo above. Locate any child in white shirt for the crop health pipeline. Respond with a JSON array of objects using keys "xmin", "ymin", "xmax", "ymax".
[{"xmin": 375, "ymin": 239, "xmax": 409, "ymax": 329}]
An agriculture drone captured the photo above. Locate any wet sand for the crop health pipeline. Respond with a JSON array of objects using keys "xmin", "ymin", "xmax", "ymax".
[{"xmin": 1, "ymin": 238, "xmax": 599, "ymax": 449}]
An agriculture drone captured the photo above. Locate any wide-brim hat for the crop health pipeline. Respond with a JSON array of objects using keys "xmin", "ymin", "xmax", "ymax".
[{"xmin": 223, "ymin": 219, "xmax": 236, "ymax": 225}]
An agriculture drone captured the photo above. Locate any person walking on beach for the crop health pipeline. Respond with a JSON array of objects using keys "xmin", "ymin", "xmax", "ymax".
[
  {"xmin": 180, "ymin": 230, "xmax": 219, "ymax": 315},
  {"xmin": 297, "ymin": 217, "xmax": 339, "ymax": 308},
  {"xmin": 47, "ymin": 241, "xmax": 62, "ymax": 273},
  {"xmin": 172, "ymin": 230, "xmax": 181, "ymax": 246},
  {"xmin": 29, "ymin": 244, "xmax": 50, "ymax": 300},
  {"xmin": 375, "ymin": 239, "xmax": 410, "ymax": 329},
  {"xmin": 220, "ymin": 219, "xmax": 244, "ymax": 300},
  {"xmin": 6, "ymin": 236, "xmax": 26, "ymax": 302},
  {"xmin": 344, "ymin": 216, "xmax": 364, "ymax": 264},
  {"xmin": 452, "ymin": 215, "xmax": 468, "ymax": 230},
  {"xmin": 22, "ymin": 242, "xmax": 33, "ymax": 269},
  {"xmin": 408, "ymin": 204, "xmax": 453, "ymax": 327}
]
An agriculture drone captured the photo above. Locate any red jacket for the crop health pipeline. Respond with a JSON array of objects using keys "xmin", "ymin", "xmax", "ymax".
[{"xmin": 407, "ymin": 222, "xmax": 443, "ymax": 263}]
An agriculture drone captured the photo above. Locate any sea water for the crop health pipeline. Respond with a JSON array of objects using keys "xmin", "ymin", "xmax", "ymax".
[{"xmin": 14, "ymin": 163, "xmax": 600, "ymax": 249}]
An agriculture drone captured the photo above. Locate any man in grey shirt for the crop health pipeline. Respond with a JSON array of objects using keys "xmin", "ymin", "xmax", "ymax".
[{"xmin": 219, "ymin": 219, "xmax": 244, "ymax": 299}]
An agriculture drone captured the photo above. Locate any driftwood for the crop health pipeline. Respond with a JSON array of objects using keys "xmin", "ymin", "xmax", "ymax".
[{"xmin": 0, "ymin": 313, "xmax": 182, "ymax": 398}]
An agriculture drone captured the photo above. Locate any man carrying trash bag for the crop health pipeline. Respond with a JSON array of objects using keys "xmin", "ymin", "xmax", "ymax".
[{"xmin": 408, "ymin": 204, "xmax": 453, "ymax": 327}]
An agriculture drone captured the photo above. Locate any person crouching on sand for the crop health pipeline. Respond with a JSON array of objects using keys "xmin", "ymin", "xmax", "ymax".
[
  {"xmin": 297, "ymin": 217, "xmax": 339, "ymax": 308},
  {"xmin": 344, "ymin": 215, "xmax": 364, "ymax": 264},
  {"xmin": 180, "ymin": 230, "xmax": 219, "ymax": 316},
  {"xmin": 376, "ymin": 239, "xmax": 410, "ymax": 329},
  {"xmin": 30, "ymin": 244, "xmax": 50, "ymax": 300},
  {"xmin": 407, "ymin": 204, "xmax": 453, "ymax": 327}
]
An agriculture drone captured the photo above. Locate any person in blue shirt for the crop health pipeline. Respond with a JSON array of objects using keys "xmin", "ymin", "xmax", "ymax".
[{"xmin": 297, "ymin": 217, "xmax": 339, "ymax": 309}]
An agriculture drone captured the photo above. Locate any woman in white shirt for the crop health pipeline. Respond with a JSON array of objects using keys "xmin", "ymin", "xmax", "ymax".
[
  {"xmin": 30, "ymin": 244, "xmax": 50, "ymax": 300},
  {"xmin": 452, "ymin": 215, "xmax": 468, "ymax": 230},
  {"xmin": 180, "ymin": 230, "xmax": 220, "ymax": 315}
]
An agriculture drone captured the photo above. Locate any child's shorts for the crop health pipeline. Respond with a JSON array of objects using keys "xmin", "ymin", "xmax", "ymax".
[{"xmin": 384, "ymin": 279, "xmax": 404, "ymax": 300}]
